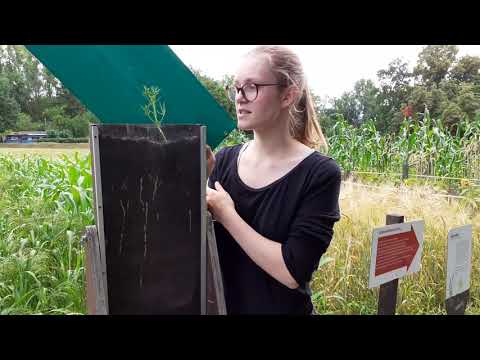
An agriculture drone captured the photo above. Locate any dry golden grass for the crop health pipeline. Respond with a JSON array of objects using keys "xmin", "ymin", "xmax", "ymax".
[
  {"xmin": 312, "ymin": 179, "xmax": 480, "ymax": 315},
  {"xmin": 0, "ymin": 144, "xmax": 90, "ymax": 159}
]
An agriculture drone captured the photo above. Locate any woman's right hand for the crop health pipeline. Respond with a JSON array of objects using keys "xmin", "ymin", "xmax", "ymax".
[{"xmin": 206, "ymin": 145, "xmax": 216, "ymax": 178}]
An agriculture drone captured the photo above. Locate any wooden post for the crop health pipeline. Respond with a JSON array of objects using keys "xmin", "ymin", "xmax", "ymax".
[
  {"xmin": 377, "ymin": 214, "xmax": 405, "ymax": 315},
  {"xmin": 82, "ymin": 225, "xmax": 108, "ymax": 315}
]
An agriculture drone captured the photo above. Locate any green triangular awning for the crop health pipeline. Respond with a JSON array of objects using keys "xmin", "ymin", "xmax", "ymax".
[{"xmin": 25, "ymin": 45, "xmax": 235, "ymax": 148}]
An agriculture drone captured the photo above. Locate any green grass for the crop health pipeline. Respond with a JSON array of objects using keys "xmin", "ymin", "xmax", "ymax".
[{"xmin": 0, "ymin": 152, "xmax": 93, "ymax": 314}]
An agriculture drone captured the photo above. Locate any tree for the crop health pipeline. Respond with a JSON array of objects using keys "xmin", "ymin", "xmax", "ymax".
[
  {"xmin": 315, "ymin": 47, "xmax": 479, "ymax": 135},
  {"xmin": 455, "ymin": 83, "xmax": 480, "ymax": 120},
  {"xmin": 16, "ymin": 113, "xmax": 32, "ymax": 130},
  {"xmin": 1, "ymin": 46, "xmax": 31, "ymax": 118},
  {"xmin": 0, "ymin": 45, "xmax": 66, "ymax": 123},
  {"xmin": 68, "ymin": 111, "xmax": 97, "ymax": 137},
  {"xmin": 331, "ymin": 79, "xmax": 380, "ymax": 127},
  {"xmin": 55, "ymin": 86, "xmax": 86, "ymax": 117},
  {"xmin": 0, "ymin": 74, "xmax": 20, "ymax": 133},
  {"xmin": 408, "ymin": 77, "xmax": 480, "ymax": 127},
  {"xmin": 312, "ymin": 94, "xmax": 337, "ymax": 135},
  {"xmin": 376, "ymin": 58, "xmax": 413, "ymax": 132},
  {"xmin": 378, "ymin": 58, "xmax": 413, "ymax": 90},
  {"xmin": 190, "ymin": 67, "xmax": 236, "ymax": 120},
  {"xmin": 353, "ymin": 79, "xmax": 380, "ymax": 123},
  {"xmin": 439, "ymin": 78, "xmax": 461, "ymax": 101},
  {"xmin": 413, "ymin": 45, "xmax": 459, "ymax": 87},
  {"xmin": 43, "ymin": 105, "xmax": 68, "ymax": 131},
  {"xmin": 441, "ymin": 102, "xmax": 465, "ymax": 129},
  {"xmin": 333, "ymin": 90, "xmax": 361, "ymax": 126},
  {"xmin": 450, "ymin": 55, "xmax": 480, "ymax": 84}
]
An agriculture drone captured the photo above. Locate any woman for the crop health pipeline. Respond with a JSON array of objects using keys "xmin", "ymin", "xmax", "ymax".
[{"xmin": 206, "ymin": 46, "xmax": 341, "ymax": 315}]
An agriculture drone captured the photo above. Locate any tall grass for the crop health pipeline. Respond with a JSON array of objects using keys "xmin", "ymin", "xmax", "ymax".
[
  {"xmin": 0, "ymin": 152, "xmax": 93, "ymax": 314},
  {"xmin": 311, "ymin": 180, "xmax": 480, "ymax": 315}
]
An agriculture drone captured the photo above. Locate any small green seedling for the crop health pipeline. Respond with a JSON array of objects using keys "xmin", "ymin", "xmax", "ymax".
[{"xmin": 142, "ymin": 85, "xmax": 167, "ymax": 142}]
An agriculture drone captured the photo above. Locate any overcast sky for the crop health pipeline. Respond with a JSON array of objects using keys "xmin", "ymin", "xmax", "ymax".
[{"xmin": 169, "ymin": 45, "xmax": 480, "ymax": 102}]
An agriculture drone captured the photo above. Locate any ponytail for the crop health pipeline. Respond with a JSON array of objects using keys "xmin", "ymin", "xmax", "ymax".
[{"xmin": 292, "ymin": 84, "xmax": 328, "ymax": 153}]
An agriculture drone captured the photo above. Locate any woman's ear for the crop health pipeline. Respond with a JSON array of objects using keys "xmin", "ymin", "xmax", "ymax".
[{"xmin": 281, "ymin": 86, "xmax": 299, "ymax": 109}]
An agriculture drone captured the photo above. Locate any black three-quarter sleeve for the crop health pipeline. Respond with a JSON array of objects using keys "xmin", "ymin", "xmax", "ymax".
[{"xmin": 281, "ymin": 159, "xmax": 342, "ymax": 287}]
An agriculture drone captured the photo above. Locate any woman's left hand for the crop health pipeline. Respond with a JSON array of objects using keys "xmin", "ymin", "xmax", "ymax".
[{"xmin": 207, "ymin": 181, "xmax": 236, "ymax": 225}]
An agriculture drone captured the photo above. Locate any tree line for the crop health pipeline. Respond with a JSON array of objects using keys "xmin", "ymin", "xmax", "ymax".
[
  {"xmin": 0, "ymin": 45, "xmax": 97, "ymax": 137},
  {"xmin": 193, "ymin": 45, "xmax": 480, "ymax": 138},
  {"xmin": 1, "ymin": 45, "xmax": 479, "ymax": 140}
]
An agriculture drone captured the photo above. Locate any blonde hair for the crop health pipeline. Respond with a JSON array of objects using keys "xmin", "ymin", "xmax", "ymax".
[{"xmin": 246, "ymin": 45, "xmax": 328, "ymax": 152}]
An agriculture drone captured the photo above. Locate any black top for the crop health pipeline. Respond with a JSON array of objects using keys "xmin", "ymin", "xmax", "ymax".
[{"xmin": 208, "ymin": 143, "xmax": 342, "ymax": 314}]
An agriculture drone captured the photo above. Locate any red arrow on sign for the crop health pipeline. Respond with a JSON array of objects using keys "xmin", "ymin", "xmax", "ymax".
[{"xmin": 375, "ymin": 225, "xmax": 419, "ymax": 276}]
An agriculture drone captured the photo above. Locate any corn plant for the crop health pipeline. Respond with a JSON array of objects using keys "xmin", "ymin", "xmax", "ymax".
[
  {"xmin": 0, "ymin": 152, "xmax": 93, "ymax": 314},
  {"xmin": 327, "ymin": 112, "xmax": 480, "ymax": 181}
]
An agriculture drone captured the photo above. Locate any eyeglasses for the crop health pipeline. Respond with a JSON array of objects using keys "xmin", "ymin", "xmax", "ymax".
[{"xmin": 225, "ymin": 82, "xmax": 284, "ymax": 103}]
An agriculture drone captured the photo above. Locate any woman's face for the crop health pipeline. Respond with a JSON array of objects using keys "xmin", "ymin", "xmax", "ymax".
[{"xmin": 233, "ymin": 55, "xmax": 289, "ymax": 132}]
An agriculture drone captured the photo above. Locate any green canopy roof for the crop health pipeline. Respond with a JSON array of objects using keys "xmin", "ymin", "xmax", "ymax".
[{"xmin": 25, "ymin": 45, "xmax": 235, "ymax": 147}]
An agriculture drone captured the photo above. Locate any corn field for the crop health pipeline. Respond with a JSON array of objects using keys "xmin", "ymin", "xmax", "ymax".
[{"xmin": 328, "ymin": 113, "xmax": 480, "ymax": 180}]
